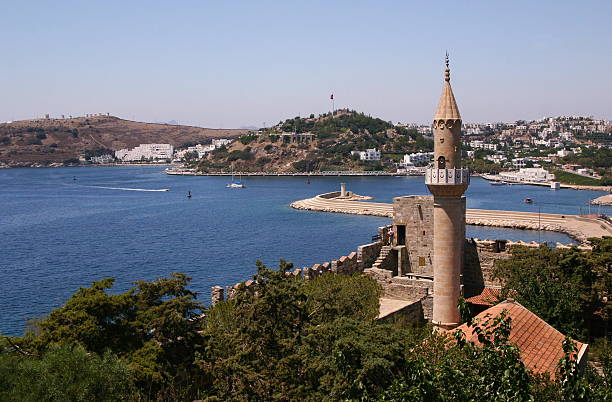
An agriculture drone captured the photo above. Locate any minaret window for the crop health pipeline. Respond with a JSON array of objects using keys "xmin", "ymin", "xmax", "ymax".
[{"xmin": 437, "ymin": 156, "xmax": 446, "ymax": 169}]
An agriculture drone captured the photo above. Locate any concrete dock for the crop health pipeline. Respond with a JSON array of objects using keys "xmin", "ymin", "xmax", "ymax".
[{"xmin": 291, "ymin": 193, "xmax": 612, "ymax": 244}]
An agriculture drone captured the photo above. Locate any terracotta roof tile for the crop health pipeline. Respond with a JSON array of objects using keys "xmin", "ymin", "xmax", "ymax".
[
  {"xmin": 466, "ymin": 287, "xmax": 502, "ymax": 306},
  {"xmin": 456, "ymin": 300, "xmax": 586, "ymax": 377}
]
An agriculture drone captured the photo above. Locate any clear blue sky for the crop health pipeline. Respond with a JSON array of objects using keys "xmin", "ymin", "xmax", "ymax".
[{"xmin": 1, "ymin": 1, "xmax": 611, "ymax": 128}]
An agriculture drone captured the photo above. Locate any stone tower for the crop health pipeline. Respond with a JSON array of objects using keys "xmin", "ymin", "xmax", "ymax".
[{"xmin": 425, "ymin": 55, "xmax": 470, "ymax": 330}]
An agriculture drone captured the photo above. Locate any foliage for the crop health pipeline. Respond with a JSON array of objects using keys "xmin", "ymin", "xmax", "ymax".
[
  {"xmin": 494, "ymin": 239, "xmax": 611, "ymax": 339},
  {"xmin": 238, "ymin": 133, "xmax": 258, "ymax": 145},
  {"xmin": 0, "ymin": 343, "xmax": 135, "ymax": 401},
  {"xmin": 14, "ymin": 273, "xmax": 206, "ymax": 397},
  {"xmin": 83, "ymin": 148, "xmax": 114, "ymax": 159},
  {"xmin": 553, "ymin": 169, "xmax": 602, "ymax": 186},
  {"xmin": 5, "ymin": 257, "xmax": 610, "ymax": 400},
  {"xmin": 464, "ymin": 157, "xmax": 502, "ymax": 173}
]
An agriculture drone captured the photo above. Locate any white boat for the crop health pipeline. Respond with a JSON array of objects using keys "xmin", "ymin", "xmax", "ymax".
[
  {"xmin": 490, "ymin": 181, "xmax": 507, "ymax": 186},
  {"xmin": 226, "ymin": 172, "xmax": 246, "ymax": 188}
]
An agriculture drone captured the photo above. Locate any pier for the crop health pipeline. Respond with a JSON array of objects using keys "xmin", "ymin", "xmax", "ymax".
[{"xmin": 291, "ymin": 192, "xmax": 612, "ymax": 244}]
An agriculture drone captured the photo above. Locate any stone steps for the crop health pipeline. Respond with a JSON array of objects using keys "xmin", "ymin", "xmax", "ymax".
[{"xmin": 371, "ymin": 245, "xmax": 392, "ymax": 270}]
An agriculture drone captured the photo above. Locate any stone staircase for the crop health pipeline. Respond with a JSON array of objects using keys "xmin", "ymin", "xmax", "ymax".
[{"xmin": 371, "ymin": 245, "xmax": 393, "ymax": 270}]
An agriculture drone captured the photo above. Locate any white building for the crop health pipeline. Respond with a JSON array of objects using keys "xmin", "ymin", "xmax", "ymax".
[
  {"xmin": 91, "ymin": 154, "xmax": 115, "ymax": 164},
  {"xmin": 469, "ymin": 140, "xmax": 498, "ymax": 151},
  {"xmin": 351, "ymin": 148, "xmax": 381, "ymax": 161},
  {"xmin": 500, "ymin": 167, "xmax": 555, "ymax": 183},
  {"xmin": 402, "ymin": 152, "xmax": 433, "ymax": 166},
  {"xmin": 485, "ymin": 154, "xmax": 506, "ymax": 164},
  {"xmin": 115, "ymin": 144, "xmax": 174, "ymax": 162},
  {"xmin": 212, "ymin": 138, "xmax": 232, "ymax": 148},
  {"xmin": 173, "ymin": 138, "xmax": 233, "ymax": 161},
  {"xmin": 557, "ymin": 149, "xmax": 573, "ymax": 157}
]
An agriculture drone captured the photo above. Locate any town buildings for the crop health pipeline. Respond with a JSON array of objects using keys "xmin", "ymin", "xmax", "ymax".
[
  {"xmin": 352, "ymin": 148, "xmax": 381, "ymax": 161},
  {"xmin": 499, "ymin": 167, "xmax": 555, "ymax": 183},
  {"xmin": 115, "ymin": 144, "xmax": 174, "ymax": 162}
]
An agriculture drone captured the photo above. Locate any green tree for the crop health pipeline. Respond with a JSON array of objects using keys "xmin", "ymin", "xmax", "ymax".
[
  {"xmin": 15, "ymin": 274, "xmax": 206, "ymax": 397},
  {"xmin": 494, "ymin": 240, "xmax": 610, "ymax": 339},
  {"xmin": 0, "ymin": 343, "xmax": 134, "ymax": 401}
]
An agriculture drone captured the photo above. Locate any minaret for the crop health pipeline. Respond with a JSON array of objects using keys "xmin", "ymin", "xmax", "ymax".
[{"xmin": 425, "ymin": 54, "xmax": 470, "ymax": 330}]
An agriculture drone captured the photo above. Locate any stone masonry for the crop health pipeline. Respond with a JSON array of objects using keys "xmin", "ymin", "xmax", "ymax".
[{"xmin": 392, "ymin": 195, "xmax": 434, "ymax": 276}]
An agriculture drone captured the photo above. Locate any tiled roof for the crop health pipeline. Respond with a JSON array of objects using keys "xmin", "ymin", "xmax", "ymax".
[
  {"xmin": 466, "ymin": 287, "xmax": 502, "ymax": 306},
  {"xmin": 455, "ymin": 300, "xmax": 587, "ymax": 377}
]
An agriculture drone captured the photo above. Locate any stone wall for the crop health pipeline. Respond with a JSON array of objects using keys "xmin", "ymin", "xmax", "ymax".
[
  {"xmin": 378, "ymin": 299, "xmax": 426, "ymax": 324},
  {"xmin": 393, "ymin": 196, "xmax": 434, "ymax": 276},
  {"xmin": 211, "ymin": 229, "xmax": 390, "ymax": 305}
]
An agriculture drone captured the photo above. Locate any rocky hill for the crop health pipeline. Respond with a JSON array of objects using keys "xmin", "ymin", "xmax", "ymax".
[
  {"xmin": 0, "ymin": 115, "xmax": 248, "ymax": 167},
  {"xmin": 196, "ymin": 110, "xmax": 433, "ymax": 173}
]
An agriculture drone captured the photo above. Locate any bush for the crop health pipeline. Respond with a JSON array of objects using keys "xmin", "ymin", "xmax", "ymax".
[{"xmin": 239, "ymin": 134, "xmax": 258, "ymax": 145}]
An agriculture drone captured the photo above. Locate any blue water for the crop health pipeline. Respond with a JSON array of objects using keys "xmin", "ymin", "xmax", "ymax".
[{"xmin": 1, "ymin": 167, "xmax": 609, "ymax": 336}]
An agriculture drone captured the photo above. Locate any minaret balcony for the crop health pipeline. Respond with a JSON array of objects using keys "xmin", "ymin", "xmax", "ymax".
[{"xmin": 425, "ymin": 167, "xmax": 470, "ymax": 186}]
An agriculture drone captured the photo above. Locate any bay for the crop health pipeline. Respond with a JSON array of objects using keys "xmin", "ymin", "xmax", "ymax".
[{"xmin": 1, "ymin": 166, "xmax": 609, "ymax": 336}]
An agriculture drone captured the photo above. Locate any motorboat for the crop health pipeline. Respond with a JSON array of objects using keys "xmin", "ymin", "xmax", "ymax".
[{"xmin": 524, "ymin": 198, "xmax": 533, "ymax": 204}]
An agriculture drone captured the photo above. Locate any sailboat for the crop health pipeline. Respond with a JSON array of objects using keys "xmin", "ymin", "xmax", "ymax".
[
  {"xmin": 226, "ymin": 171, "xmax": 245, "ymax": 188},
  {"xmin": 187, "ymin": 190, "xmax": 192, "ymax": 198}
]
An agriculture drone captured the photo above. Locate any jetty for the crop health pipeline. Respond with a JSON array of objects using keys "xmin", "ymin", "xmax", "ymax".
[{"xmin": 291, "ymin": 192, "xmax": 612, "ymax": 244}]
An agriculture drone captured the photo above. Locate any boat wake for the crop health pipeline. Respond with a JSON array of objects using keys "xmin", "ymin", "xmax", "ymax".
[{"xmin": 87, "ymin": 186, "xmax": 170, "ymax": 192}]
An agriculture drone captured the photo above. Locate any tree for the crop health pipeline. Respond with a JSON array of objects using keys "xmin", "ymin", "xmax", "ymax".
[
  {"xmin": 494, "ymin": 240, "xmax": 611, "ymax": 339},
  {"xmin": 0, "ymin": 343, "xmax": 134, "ymax": 401},
  {"xmin": 15, "ymin": 274, "xmax": 206, "ymax": 397}
]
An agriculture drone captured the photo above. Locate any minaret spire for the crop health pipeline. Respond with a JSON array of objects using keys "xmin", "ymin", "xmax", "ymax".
[{"xmin": 425, "ymin": 54, "xmax": 470, "ymax": 331}]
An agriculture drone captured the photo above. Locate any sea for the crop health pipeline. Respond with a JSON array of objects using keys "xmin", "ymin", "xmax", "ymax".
[{"xmin": 1, "ymin": 166, "xmax": 610, "ymax": 336}]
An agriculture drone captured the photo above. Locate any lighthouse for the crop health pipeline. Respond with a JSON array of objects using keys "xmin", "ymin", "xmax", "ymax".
[{"xmin": 425, "ymin": 54, "xmax": 470, "ymax": 330}]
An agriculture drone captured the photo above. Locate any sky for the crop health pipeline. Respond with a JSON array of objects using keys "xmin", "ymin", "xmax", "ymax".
[{"xmin": 1, "ymin": 1, "xmax": 611, "ymax": 128}]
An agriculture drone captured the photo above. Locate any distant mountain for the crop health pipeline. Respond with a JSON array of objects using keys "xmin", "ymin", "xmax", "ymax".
[
  {"xmin": 239, "ymin": 125, "xmax": 260, "ymax": 130},
  {"xmin": 0, "ymin": 116, "xmax": 249, "ymax": 166}
]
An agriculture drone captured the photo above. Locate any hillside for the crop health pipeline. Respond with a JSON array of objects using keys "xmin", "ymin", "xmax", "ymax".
[
  {"xmin": 196, "ymin": 110, "xmax": 433, "ymax": 173},
  {"xmin": 0, "ymin": 115, "xmax": 248, "ymax": 167}
]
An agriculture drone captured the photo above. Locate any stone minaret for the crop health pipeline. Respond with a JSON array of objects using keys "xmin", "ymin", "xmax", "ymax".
[{"xmin": 425, "ymin": 55, "xmax": 470, "ymax": 330}]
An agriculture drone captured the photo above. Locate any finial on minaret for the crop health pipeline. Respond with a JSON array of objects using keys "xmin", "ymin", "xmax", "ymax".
[{"xmin": 444, "ymin": 52, "xmax": 450, "ymax": 82}]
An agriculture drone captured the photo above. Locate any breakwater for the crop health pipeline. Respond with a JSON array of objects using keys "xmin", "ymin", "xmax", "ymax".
[{"xmin": 291, "ymin": 192, "xmax": 612, "ymax": 245}]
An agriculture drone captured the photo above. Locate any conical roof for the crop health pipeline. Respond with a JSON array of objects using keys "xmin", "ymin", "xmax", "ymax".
[{"xmin": 434, "ymin": 61, "xmax": 461, "ymax": 121}]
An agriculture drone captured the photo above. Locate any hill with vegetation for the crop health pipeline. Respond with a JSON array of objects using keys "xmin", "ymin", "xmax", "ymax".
[
  {"xmin": 196, "ymin": 110, "xmax": 434, "ymax": 173},
  {"xmin": 0, "ymin": 115, "xmax": 248, "ymax": 167}
]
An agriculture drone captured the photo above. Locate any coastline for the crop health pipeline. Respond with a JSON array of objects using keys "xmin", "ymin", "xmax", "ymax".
[{"xmin": 480, "ymin": 173, "xmax": 611, "ymax": 193}]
